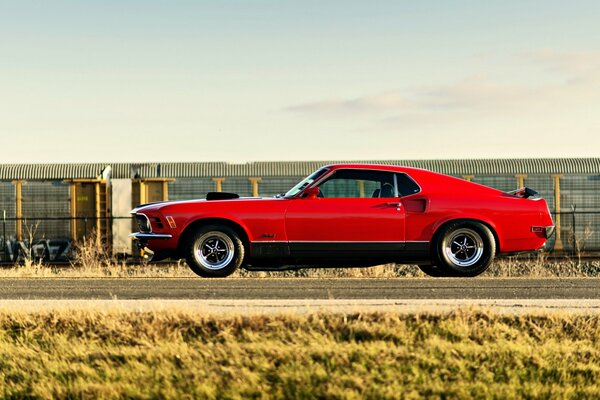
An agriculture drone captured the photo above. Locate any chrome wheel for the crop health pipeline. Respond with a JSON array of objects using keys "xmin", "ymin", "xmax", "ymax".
[
  {"xmin": 194, "ymin": 231, "xmax": 235, "ymax": 270},
  {"xmin": 444, "ymin": 228, "xmax": 484, "ymax": 267}
]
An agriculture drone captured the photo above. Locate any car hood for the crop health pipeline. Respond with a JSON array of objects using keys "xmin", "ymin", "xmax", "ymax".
[{"xmin": 131, "ymin": 196, "xmax": 279, "ymax": 214}]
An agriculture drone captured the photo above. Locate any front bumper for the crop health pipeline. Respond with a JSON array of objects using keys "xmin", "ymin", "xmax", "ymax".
[
  {"xmin": 130, "ymin": 232, "xmax": 173, "ymax": 241},
  {"xmin": 129, "ymin": 232, "xmax": 175, "ymax": 262}
]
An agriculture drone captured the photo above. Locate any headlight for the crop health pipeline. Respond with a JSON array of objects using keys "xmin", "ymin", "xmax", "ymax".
[{"xmin": 135, "ymin": 214, "xmax": 152, "ymax": 233}]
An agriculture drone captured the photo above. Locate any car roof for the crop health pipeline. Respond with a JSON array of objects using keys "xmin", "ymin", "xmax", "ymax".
[{"xmin": 323, "ymin": 163, "xmax": 429, "ymax": 174}]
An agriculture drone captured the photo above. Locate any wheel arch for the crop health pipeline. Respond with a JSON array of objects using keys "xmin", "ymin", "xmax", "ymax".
[
  {"xmin": 177, "ymin": 217, "xmax": 251, "ymax": 257},
  {"xmin": 431, "ymin": 217, "xmax": 501, "ymax": 254}
]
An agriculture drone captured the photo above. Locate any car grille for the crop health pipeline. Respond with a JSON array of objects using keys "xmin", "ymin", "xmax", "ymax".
[{"xmin": 135, "ymin": 214, "xmax": 152, "ymax": 233}]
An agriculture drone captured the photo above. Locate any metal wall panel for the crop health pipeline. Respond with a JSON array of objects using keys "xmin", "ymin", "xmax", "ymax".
[
  {"xmin": 472, "ymin": 176, "xmax": 518, "ymax": 192},
  {"xmin": 558, "ymin": 212, "xmax": 600, "ymax": 253},
  {"xmin": 168, "ymin": 178, "xmax": 215, "ymax": 201},
  {"xmin": 258, "ymin": 177, "xmax": 304, "ymax": 197},
  {"xmin": 0, "ymin": 182, "xmax": 16, "ymax": 239},
  {"xmin": 555, "ymin": 175, "xmax": 600, "ymax": 252},
  {"xmin": 21, "ymin": 181, "xmax": 70, "ymax": 239},
  {"xmin": 1, "ymin": 160, "xmax": 599, "ymax": 253},
  {"xmin": 222, "ymin": 178, "xmax": 252, "ymax": 197},
  {"xmin": 560, "ymin": 175, "xmax": 600, "ymax": 212},
  {"xmin": 1, "ymin": 159, "xmax": 599, "ymax": 180}
]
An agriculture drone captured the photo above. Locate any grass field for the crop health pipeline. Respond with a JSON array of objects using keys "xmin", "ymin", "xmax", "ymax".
[{"xmin": 1, "ymin": 309, "xmax": 599, "ymax": 399}]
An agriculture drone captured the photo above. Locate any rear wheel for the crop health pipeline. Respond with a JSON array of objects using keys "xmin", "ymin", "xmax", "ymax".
[
  {"xmin": 432, "ymin": 221, "xmax": 496, "ymax": 277},
  {"xmin": 184, "ymin": 225, "xmax": 245, "ymax": 278}
]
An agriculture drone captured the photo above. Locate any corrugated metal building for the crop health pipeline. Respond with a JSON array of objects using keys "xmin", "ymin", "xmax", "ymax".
[{"xmin": 1, "ymin": 159, "xmax": 599, "ymax": 260}]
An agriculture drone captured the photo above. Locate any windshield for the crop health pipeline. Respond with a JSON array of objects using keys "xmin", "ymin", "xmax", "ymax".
[{"xmin": 284, "ymin": 168, "xmax": 329, "ymax": 197}]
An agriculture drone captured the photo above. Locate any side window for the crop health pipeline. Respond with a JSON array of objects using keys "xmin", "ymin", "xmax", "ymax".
[
  {"xmin": 318, "ymin": 169, "xmax": 396, "ymax": 198},
  {"xmin": 396, "ymin": 173, "xmax": 420, "ymax": 196}
]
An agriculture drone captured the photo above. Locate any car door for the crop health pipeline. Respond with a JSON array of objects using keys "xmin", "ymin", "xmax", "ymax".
[{"xmin": 284, "ymin": 169, "xmax": 405, "ymax": 257}]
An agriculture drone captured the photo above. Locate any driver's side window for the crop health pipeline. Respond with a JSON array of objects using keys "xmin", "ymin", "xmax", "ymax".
[{"xmin": 318, "ymin": 169, "xmax": 396, "ymax": 198}]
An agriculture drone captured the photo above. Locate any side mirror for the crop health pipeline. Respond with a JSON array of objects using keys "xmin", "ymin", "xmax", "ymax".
[{"xmin": 302, "ymin": 186, "xmax": 321, "ymax": 199}]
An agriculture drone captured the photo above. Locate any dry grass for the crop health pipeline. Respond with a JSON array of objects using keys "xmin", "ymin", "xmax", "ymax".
[
  {"xmin": 2, "ymin": 254, "xmax": 600, "ymax": 278},
  {"xmin": 2, "ymin": 235, "xmax": 599, "ymax": 278},
  {"xmin": 0, "ymin": 309, "xmax": 599, "ymax": 398},
  {"xmin": 240, "ymin": 255, "xmax": 600, "ymax": 279},
  {"xmin": 486, "ymin": 254, "xmax": 600, "ymax": 278},
  {"xmin": 0, "ymin": 258, "xmax": 197, "ymax": 278}
]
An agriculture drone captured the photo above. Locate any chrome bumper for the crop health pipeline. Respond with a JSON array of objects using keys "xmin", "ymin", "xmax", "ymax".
[
  {"xmin": 545, "ymin": 225, "xmax": 555, "ymax": 239},
  {"xmin": 129, "ymin": 232, "xmax": 173, "ymax": 240}
]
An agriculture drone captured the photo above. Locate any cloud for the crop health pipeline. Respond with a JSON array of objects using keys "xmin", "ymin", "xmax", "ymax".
[
  {"xmin": 286, "ymin": 50, "xmax": 600, "ymax": 127},
  {"xmin": 285, "ymin": 92, "xmax": 410, "ymax": 114},
  {"xmin": 416, "ymin": 75, "xmax": 536, "ymax": 111},
  {"xmin": 529, "ymin": 49, "xmax": 600, "ymax": 76}
]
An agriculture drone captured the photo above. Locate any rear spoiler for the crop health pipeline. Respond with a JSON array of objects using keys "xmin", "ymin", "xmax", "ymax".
[{"xmin": 508, "ymin": 187, "xmax": 538, "ymax": 199}]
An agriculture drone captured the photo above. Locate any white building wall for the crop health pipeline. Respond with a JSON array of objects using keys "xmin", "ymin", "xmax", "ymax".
[{"xmin": 111, "ymin": 179, "xmax": 132, "ymax": 254}]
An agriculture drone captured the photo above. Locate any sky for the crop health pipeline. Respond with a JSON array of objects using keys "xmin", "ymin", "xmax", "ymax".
[{"xmin": 0, "ymin": 0, "xmax": 599, "ymax": 163}]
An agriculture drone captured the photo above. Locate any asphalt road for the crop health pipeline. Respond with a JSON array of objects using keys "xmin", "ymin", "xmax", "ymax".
[{"xmin": 0, "ymin": 278, "xmax": 598, "ymax": 300}]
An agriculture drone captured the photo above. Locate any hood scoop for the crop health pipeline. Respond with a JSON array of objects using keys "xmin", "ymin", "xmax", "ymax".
[{"xmin": 206, "ymin": 192, "xmax": 240, "ymax": 201}]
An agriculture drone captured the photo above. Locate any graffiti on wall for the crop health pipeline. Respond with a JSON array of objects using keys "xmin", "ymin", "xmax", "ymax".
[{"xmin": 1, "ymin": 239, "xmax": 71, "ymax": 263}]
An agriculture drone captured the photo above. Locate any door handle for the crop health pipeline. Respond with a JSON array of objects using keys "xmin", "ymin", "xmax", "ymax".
[{"xmin": 385, "ymin": 202, "xmax": 402, "ymax": 210}]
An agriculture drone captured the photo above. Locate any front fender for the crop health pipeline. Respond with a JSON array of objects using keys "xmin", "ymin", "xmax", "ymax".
[{"xmin": 179, "ymin": 213, "xmax": 254, "ymax": 241}]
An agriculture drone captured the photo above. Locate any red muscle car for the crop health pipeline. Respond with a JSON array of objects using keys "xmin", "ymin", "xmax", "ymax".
[{"xmin": 131, "ymin": 164, "xmax": 555, "ymax": 277}]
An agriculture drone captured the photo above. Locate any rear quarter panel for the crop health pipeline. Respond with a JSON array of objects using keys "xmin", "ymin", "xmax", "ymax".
[{"xmin": 404, "ymin": 170, "xmax": 549, "ymax": 253}]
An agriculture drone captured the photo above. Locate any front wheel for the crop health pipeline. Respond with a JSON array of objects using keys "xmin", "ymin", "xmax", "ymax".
[
  {"xmin": 184, "ymin": 225, "xmax": 245, "ymax": 278},
  {"xmin": 433, "ymin": 221, "xmax": 496, "ymax": 277}
]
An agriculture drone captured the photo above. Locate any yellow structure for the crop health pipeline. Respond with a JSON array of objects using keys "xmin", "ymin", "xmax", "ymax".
[
  {"xmin": 248, "ymin": 177, "xmax": 262, "ymax": 197},
  {"xmin": 515, "ymin": 174, "xmax": 527, "ymax": 189},
  {"xmin": 132, "ymin": 178, "xmax": 171, "ymax": 206},
  {"xmin": 13, "ymin": 180, "xmax": 23, "ymax": 241},
  {"xmin": 553, "ymin": 175, "xmax": 563, "ymax": 250},
  {"xmin": 67, "ymin": 179, "xmax": 109, "ymax": 242},
  {"xmin": 212, "ymin": 178, "xmax": 225, "ymax": 192}
]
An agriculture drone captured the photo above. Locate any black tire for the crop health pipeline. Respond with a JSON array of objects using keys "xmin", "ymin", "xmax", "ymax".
[
  {"xmin": 432, "ymin": 221, "xmax": 496, "ymax": 277},
  {"xmin": 184, "ymin": 224, "xmax": 245, "ymax": 278}
]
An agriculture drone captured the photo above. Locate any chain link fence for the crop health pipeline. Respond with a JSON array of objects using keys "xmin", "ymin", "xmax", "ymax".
[{"xmin": 1, "ymin": 212, "xmax": 599, "ymax": 263}]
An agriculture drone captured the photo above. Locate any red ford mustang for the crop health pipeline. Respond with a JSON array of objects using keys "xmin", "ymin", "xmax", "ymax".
[{"xmin": 131, "ymin": 164, "xmax": 554, "ymax": 277}]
